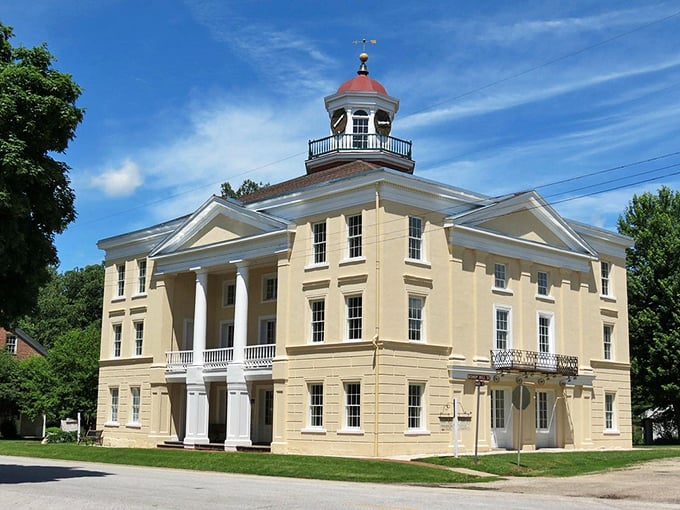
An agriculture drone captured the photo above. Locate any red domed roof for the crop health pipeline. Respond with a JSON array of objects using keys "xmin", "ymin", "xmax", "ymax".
[{"xmin": 337, "ymin": 75, "xmax": 388, "ymax": 95}]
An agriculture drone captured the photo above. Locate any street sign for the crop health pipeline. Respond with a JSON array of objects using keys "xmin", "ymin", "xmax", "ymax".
[{"xmin": 467, "ymin": 374, "xmax": 490, "ymax": 381}]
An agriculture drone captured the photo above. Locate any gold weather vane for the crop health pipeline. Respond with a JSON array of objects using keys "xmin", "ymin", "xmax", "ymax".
[{"xmin": 353, "ymin": 38, "xmax": 377, "ymax": 52}]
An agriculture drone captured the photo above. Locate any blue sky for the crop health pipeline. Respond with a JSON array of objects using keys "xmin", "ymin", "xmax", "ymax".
[{"xmin": 4, "ymin": 1, "xmax": 680, "ymax": 270}]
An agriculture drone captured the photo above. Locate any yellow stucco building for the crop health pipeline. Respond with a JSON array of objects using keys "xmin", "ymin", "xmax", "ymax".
[{"xmin": 96, "ymin": 53, "xmax": 632, "ymax": 456}]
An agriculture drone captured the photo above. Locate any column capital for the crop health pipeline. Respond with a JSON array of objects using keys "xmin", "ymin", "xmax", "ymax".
[{"xmin": 190, "ymin": 266, "xmax": 209, "ymax": 276}]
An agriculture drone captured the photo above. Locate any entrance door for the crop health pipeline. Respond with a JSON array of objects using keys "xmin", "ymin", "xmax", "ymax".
[
  {"xmin": 490, "ymin": 388, "xmax": 513, "ymax": 449},
  {"xmin": 535, "ymin": 390, "xmax": 557, "ymax": 448},
  {"xmin": 255, "ymin": 388, "xmax": 273, "ymax": 444}
]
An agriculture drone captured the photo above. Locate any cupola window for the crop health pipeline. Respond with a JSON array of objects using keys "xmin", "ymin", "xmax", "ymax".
[{"xmin": 352, "ymin": 110, "xmax": 369, "ymax": 149}]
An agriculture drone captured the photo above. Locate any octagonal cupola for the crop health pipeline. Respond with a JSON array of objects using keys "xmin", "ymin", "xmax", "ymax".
[{"xmin": 305, "ymin": 51, "xmax": 414, "ymax": 175}]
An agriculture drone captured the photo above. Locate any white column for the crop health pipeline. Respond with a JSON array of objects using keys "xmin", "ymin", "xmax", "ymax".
[
  {"xmin": 184, "ymin": 268, "xmax": 210, "ymax": 446},
  {"xmin": 192, "ymin": 269, "xmax": 208, "ymax": 366},
  {"xmin": 225, "ymin": 261, "xmax": 252, "ymax": 449},
  {"xmin": 232, "ymin": 263, "xmax": 248, "ymax": 363}
]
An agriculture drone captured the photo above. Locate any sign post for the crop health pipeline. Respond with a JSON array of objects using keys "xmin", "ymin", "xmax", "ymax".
[{"xmin": 467, "ymin": 374, "xmax": 490, "ymax": 464}]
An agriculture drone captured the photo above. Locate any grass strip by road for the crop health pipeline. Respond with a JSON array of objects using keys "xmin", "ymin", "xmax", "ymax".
[
  {"xmin": 0, "ymin": 441, "xmax": 484, "ymax": 484},
  {"xmin": 421, "ymin": 447, "xmax": 680, "ymax": 477}
]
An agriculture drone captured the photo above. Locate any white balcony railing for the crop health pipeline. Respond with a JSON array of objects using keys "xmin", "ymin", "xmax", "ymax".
[
  {"xmin": 244, "ymin": 343, "xmax": 276, "ymax": 369},
  {"xmin": 203, "ymin": 347, "xmax": 233, "ymax": 370},
  {"xmin": 165, "ymin": 344, "xmax": 275, "ymax": 372},
  {"xmin": 166, "ymin": 350, "xmax": 193, "ymax": 371}
]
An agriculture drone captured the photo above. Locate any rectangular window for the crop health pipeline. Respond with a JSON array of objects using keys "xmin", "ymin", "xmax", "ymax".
[
  {"xmin": 605, "ymin": 393, "xmax": 615, "ymax": 430},
  {"xmin": 345, "ymin": 383, "xmax": 361, "ymax": 429},
  {"xmin": 407, "ymin": 383, "xmax": 424, "ymax": 430},
  {"xmin": 220, "ymin": 321, "xmax": 234, "ymax": 348},
  {"xmin": 110, "ymin": 387, "xmax": 119, "ymax": 423},
  {"xmin": 408, "ymin": 295, "xmax": 424, "ymax": 341},
  {"xmin": 312, "ymin": 222, "xmax": 327, "ymax": 264},
  {"xmin": 310, "ymin": 299, "xmax": 325, "ymax": 343},
  {"xmin": 264, "ymin": 390, "xmax": 274, "ymax": 426},
  {"xmin": 113, "ymin": 324, "xmax": 122, "ymax": 358},
  {"xmin": 491, "ymin": 389, "xmax": 505, "ymax": 429},
  {"xmin": 603, "ymin": 324, "xmax": 613, "ymax": 360},
  {"xmin": 262, "ymin": 275, "xmax": 277, "ymax": 301},
  {"xmin": 494, "ymin": 263, "xmax": 506, "ymax": 289},
  {"xmin": 259, "ymin": 318, "xmax": 276, "ymax": 345},
  {"xmin": 5, "ymin": 335, "xmax": 17, "ymax": 354},
  {"xmin": 309, "ymin": 383, "xmax": 324, "ymax": 428},
  {"xmin": 537, "ymin": 271, "xmax": 549, "ymax": 296},
  {"xmin": 536, "ymin": 391, "xmax": 548, "ymax": 429},
  {"xmin": 347, "ymin": 214, "xmax": 362, "ymax": 258},
  {"xmin": 130, "ymin": 387, "xmax": 140, "ymax": 424},
  {"xmin": 347, "ymin": 295, "xmax": 362, "ymax": 340},
  {"xmin": 134, "ymin": 322, "xmax": 144, "ymax": 356},
  {"xmin": 137, "ymin": 259, "xmax": 147, "ymax": 294},
  {"xmin": 222, "ymin": 281, "xmax": 235, "ymax": 307},
  {"xmin": 601, "ymin": 261, "xmax": 611, "ymax": 296},
  {"xmin": 408, "ymin": 216, "xmax": 423, "ymax": 260},
  {"xmin": 352, "ymin": 113, "xmax": 369, "ymax": 149},
  {"xmin": 116, "ymin": 263, "xmax": 125, "ymax": 297},
  {"xmin": 538, "ymin": 314, "xmax": 552, "ymax": 353},
  {"xmin": 495, "ymin": 307, "xmax": 510, "ymax": 350}
]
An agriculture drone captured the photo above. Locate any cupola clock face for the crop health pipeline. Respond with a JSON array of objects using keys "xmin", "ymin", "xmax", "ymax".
[
  {"xmin": 374, "ymin": 109, "xmax": 392, "ymax": 136},
  {"xmin": 331, "ymin": 109, "xmax": 348, "ymax": 134}
]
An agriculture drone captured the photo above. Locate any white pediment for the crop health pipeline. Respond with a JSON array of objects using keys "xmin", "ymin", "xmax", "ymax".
[
  {"xmin": 149, "ymin": 195, "xmax": 289, "ymax": 257},
  {"xmin": 447, "ymin": 191, "xmax": 597, "ymax": 271}
]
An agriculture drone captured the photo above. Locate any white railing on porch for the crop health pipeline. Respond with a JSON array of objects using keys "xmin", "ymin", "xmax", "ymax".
[
  {"xmin": 244, "ymin": 343, "xmax": 276, "ymax": 369},
  {"xmin": 203, "ymin": 347, "xmax": 234, "ymax": 369},
  {"xmin": 165, "ymin": 350, "xmax": 193, "ymax": 371},
  {"xmin": 165, "ymin": 344, "xmax": 275, "ymax": 372}
]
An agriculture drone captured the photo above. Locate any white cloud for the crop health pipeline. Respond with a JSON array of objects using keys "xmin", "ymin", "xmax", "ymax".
[{"xmin": 89, "ymin": 159, "xmax": 143, "ymax": 197}]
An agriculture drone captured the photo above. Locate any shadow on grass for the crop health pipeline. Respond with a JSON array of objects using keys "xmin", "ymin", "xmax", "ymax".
[{"xmin": 0, "ymin": 464, "xmax": 109, "ymax": 484}]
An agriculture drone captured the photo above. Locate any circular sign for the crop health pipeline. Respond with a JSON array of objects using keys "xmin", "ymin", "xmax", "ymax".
[{"xmin": 512, "ymin": 385, "xmax": 531, "ymax": 410}]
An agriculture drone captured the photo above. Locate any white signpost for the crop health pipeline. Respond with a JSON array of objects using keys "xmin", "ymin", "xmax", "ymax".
[{"xmin": 467, "ymin": 374, "xmax": 490, "ymax": 464}]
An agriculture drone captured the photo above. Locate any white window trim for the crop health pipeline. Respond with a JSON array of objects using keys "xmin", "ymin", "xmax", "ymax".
[
  {"xmin": 604, "ymin": 392, "xmax": 618, "ymax": 433},
  {"xmin": 345, "ymin": 294, "xmax": 363, "ymax": 342},
  {"xmin": 302, "ymin": 382, "xmax": 325, "ymax": 433},
  {"xmin": 405, "ymin": 382, "xmax": 429, "ymax": 435},
  {"xmin": 309, "ymin": 298, "xmax": 325, "ymax": 344},
  {"xmin": 222, "ymin": 280, "xmax": 236, "ymax": 308},
  {"xmin": 493, "ymin": 304, "xmax": 512, "ymax": 351},
  {"xmin": 537, "ymin": 311, "xmax": 555, "ymax": 354},
  {"xmin": 106, "ymin": 387, "xmax": 120, "ymax": 427},
  {"xmin": 134, "ymin": 259, "xmax": 147, "ymax": 297},
  {"xmin": 5, "ymin": 335, "xmax": 17, "ymax": 355},
  {"xmin": 408, "ymin": 295, "xmax": 425, "ymax": 342},
  {"xmin": 406, "ymin": 216, "xmax": 426, "ymax": 263},
  {"xmin": 603, "ymin": 323, "xmax": 614, "ymax": 361},
  {"xmin": 261, "ymin": 273, "xmax": 278, "ymax": 303},
  {"xmin": 127, "ymin": 386, "xmax": 141, "ymax": 427},
  {"xmin": 218, "ymin": 319, "xmax": 235, "ymax": 348},
  {"xmin": 345, "ymin": 213, "xmax": 363, "ymax": 260},
  {"xmin": 492, "ymin": 262, "xmax": 512, "ymax": 293},
  {"xmin": 600, "ymin": 260, "xmax": 615, "ymax": 300},
  {"xmin": 339, "ymin": 381, "xmax": 363, "ymax": 433},
  {"xmin": 133, "ymin": 321, "xmax": 144, "ymax": 357},
  {"xmin": 311, "ymin": 221, "xmax": 327, "ymax": 266},
  {"xmin": 116, "ymin": 263, "xmax": 126, "ymax": 299},
  {"xmin": 258, "ymin": 315, "xmax": 277, "ymax": 345},
  {"xmin": 112, "ymin": 323, "xmax": 122, "ymax": 358}
]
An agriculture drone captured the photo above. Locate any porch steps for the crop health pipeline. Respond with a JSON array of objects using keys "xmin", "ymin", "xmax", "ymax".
[{"xmin": 157, "ymin": 440, "xmax": 271, "ymax": 453}]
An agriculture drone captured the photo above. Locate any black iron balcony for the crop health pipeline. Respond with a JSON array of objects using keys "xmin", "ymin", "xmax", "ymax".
[
  {"xmin": 490, "ymin": 349, "xmax": 578, "ymax": 377},
  {"xmin": 308, "ymin": 133, "xmax": 412, "ymax": 160}
]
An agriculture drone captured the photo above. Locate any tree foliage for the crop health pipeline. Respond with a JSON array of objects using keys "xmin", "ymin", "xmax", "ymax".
[
  {"xmin": 618, "ymin": 186, "xmax": 680, "ymax": 435},
  {"xmin": 0, "ymin": 350, "xmax": 20, "ymax": 417},
  {"xmin": 18, "ymin": 264, "xmax": 104, "ymax": 348},
  {"xmin": 221, "ymin": 179, "xmax": 269, "ymax": 199},
  {"xmin": 0, "ymin": 22, "xmax": 84, "ymax": 325}
]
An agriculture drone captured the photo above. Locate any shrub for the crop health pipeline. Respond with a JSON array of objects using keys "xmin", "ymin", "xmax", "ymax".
[{"xmin": 44, "ymin": 429, "xmax": 77, "ymax": 443}]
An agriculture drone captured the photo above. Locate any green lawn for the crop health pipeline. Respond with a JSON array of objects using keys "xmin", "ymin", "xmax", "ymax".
[
  {"xmin": 1, "ymin": 441, "xmax": 678, "ymax": 483},
  {"xmin": 420, "ymin": 447, "xmax": 680, "ymax": 477},
  {"xmin": 0, "ymin": 441, "xmax": 481, "ymax": 484}
]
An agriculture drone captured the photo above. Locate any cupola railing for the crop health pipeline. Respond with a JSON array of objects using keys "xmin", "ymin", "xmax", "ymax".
[{"xmin": 308, "ymin": 133, "xmax": 412, "ymax": 160}]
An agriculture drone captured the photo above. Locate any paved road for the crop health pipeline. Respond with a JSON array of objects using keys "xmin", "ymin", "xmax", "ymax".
[{"xmin": 1, "ymin": 454, "xmax": 678, "ymax": 510}]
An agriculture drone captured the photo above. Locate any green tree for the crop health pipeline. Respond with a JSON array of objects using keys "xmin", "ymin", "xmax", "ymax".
[
  {"xmin": 18, "ymin": 264, "xmax": 104, "ymax": 348},
  {"xmin": 17, "ymin": 354, "xmax": 52, "ymax": 421},
  {"xmin": 46, "ymin": 325, "xmax": 100, "ymax": 426},
  {"xmin": 618, "ymin": 186, "xmax": 680, "ymax": 436},
  {"xmin": 0, "ymin": 350, "xmax": 20, "ymax": 417},
  {"xmin": 0, "ymin": 23, "xmax": 84, "ymax": 325},
  {"xmin": 221, "ymin": 179, "xmax": 269, "ymax": 199}
]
